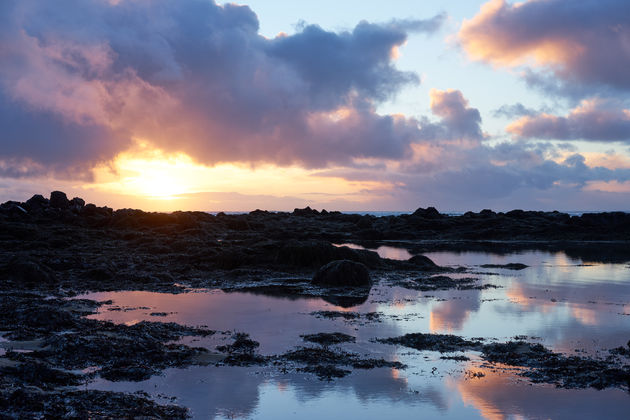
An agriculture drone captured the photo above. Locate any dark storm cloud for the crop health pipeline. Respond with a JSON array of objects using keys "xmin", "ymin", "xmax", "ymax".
[{"xmin": 0, "ymin": 0, "xmax": 446, "ymax": 177}]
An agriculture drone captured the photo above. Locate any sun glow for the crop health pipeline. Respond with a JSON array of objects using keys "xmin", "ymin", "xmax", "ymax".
[
  {"xmin": 92, "ymin": 146, "xmax": 203, "ymax": 200},
  {"xmin": 83, "ymin": 140, "xmax": 396, "ymax": 211}
]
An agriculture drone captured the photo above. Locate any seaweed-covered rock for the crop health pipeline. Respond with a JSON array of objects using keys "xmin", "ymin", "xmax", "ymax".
[{"xmin": 301, "ymin": 332, "xmax": 356, "ymax": 346}]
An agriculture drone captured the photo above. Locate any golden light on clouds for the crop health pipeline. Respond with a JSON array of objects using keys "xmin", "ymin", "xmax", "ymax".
[
  {"xmin": 459, "ymin": 0, "xmax": 584, "ymax": 69},
  {"xmin": 584, "ymin": 180, "xmax": 630, "ymax": 194},
  {"xmin": 84, "ymin": 139, "xmax": 396, "ymax": 210}
]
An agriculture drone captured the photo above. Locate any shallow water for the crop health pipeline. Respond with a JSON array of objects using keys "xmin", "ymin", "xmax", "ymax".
[{"xmin": 78, "ymin": 249, "xmax": 630, "ymax": 419}]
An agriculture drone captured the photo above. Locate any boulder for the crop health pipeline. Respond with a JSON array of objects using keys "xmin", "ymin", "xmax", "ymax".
[
  {"xmin": 26, "ymin": 194, "xmax": 49, "ymax": 211},
  {"xmin": 312, "ymin": 260, "xmax": 371, "ymax": 287},
  {"xmin": 49, "ymin": 191, "xmax": 69, "ymax": 209},
  {"xmin": 408, "ymin": 254, "xmax": 439, "ymax": 270}
]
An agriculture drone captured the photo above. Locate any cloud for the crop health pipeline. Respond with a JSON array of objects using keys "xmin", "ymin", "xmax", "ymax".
[
  {"xmin": 0, "ymin": 0, "xmax": 447, "ymax": 177},
  {"xmin": 459, "ymin": 0, "xmax": 630, "ymax": 94},
  {"xmin": 507, "ymin": 99, "xmax": 630, "ymax": 142},
  {"xmin": 493, "ymin": 103, "xmax": 540, "ymax": 119},
  {"xmin": 416, "ymin": 89, "xmax": 484, "ymax": 142},
  {"xmin": 313, "ymin": 90, "xmax": 630, "ymax": 210},
  {"xmin": 388, "ymin": 13, "xmax": 448, "ymax": 34}
]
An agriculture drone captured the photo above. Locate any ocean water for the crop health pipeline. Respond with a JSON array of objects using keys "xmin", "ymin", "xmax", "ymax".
[
  {"xmin": 207, "ymin": 210, "xmax": 627, "ymax": 217},
  {"xmin": 76, "ymin": 247, "xmax": 630, "ymax": 419}
]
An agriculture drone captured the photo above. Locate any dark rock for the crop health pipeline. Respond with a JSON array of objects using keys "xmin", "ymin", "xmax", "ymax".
[
  {"xmin": 3, "ymin": 203, "xmax": 28, "ymax": 218},
  {"xmin": 277, "ymin": 240, "xmax": 380, "ymax": 268},
  {"xmin": 506, "ymin": 209, "xmax": 525, "ymax": 218},
  {"xmin": 85, "ymin": 267, "xmax": 114, "ymax": 281},
  {"xmin": 312, "ymin": 260, "xmax": 371, "ymax": 287},
  {"xmin": 355, "ymin": 215, "xmax": 373, "ymax": 229},
  {"xmin": 217, "ymin": 333, "xmax": 266, "ymax": 366},
  {"xmin": 0, "ymin": 388, "xmax": 189, "ymax": 419},
  {"xmin": 49, "ymin": 191, "xmax": 69, "ymax": 209},
  {"xmin": 293, "ymin": 206, "xmax": 319, "ymax": 217},
  {"xmin": 412, "ymin": 206, "xmax": 442, "ymax": 219},
  {"xmin": 81, "ymin": 203, "xmax": 98, "ymax": 215},
  {"xmin": 70, "ymin": 197, "xmax": 85, "ymax": 208},
  {"xmin": 225, "ymin": 217, "xmax": 250, "ymax": 231},
  {"xmin": 301, "ymin": 332, "xmax": 356, "ymax": 346},
  {"xmin": 403, "ymin": 275, "xmax": 493, "ymax": 292},
  {"xmin": 408, "ymin": 254, "xmax": 439, "ymax": 269},
  {"xmin": 280, "ymin": 346, "xmax": 404, "ymax": 380},
  {"xmin": 378, "ymin": 333, "xmax": 483, "ymax": 353},
  {"xmin": 1, "ymin": 363, "xmax": 82, "ymax": 390},
  {"xmin": 610, "ymin": 341, "xmax": 630, "ymax": 357},
  {"xmin": 25, "ymin": 194, "xmax": 48, "ymax": 211},
  {"xmin": 1, "ymin": 259, "xmax": 55, "ymax": 285},
  {"xmin": 480, "ymin": 263, "xmax": 528, "ymax": 270}
]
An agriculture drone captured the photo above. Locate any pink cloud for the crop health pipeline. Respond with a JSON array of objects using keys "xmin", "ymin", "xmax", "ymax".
[
  {"xmin": 459, "ymin": 0, "xmax": 630, "ymax": 90},
  {"xmin": 507, "ymin": 99, "xmax": 630, "ymax": 142}
]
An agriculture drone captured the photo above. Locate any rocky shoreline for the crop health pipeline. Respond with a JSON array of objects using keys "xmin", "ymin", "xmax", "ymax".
[{"xmin": 1, "ymin": 191, "xmax": 629, "ymax": 418}]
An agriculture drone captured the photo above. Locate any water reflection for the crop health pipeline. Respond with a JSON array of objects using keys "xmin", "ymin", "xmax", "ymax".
[
  {"xmin": 452, "ymin": 361, "xmax": 630, "ymax": 420},
  {"xmin": 335, "ymin": 243, "xmax": 413, "ymax": 261},
  {"xmin": 79, "ymin": 249, "xmax": 630, "ymax": 419},
  {"xmin": 428, "ymin": 290, "xmax": 481, "ymax": 332}
]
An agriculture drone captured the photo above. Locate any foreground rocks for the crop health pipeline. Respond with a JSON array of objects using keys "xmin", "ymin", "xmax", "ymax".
[
  {"xmin": 0, "ymin": 292, "xmax": 215, "ymax": 418},
  {"xmin": 0, "ymin": 389, "xmax": 189, "ymax": 419},
  {"xmin": 379, "ymin": 333, "xmax": 630, "ymax": 391}
]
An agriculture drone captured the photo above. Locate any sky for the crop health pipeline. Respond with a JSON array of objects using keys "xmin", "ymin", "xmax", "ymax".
[{"xmin": 1, "ymin": 0, "xmax": 630, "ymax": 212}]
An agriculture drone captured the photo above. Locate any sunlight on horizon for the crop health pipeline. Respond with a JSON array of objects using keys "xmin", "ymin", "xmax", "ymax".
[{"xmin": 85, "ymin": 140, "xmax": 396, "ymax": 209}]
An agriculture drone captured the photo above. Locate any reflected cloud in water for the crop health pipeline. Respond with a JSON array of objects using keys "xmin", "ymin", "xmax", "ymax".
[{"xmin": 79, "ymin": 249, "xmax": 630, "ymax": 419}]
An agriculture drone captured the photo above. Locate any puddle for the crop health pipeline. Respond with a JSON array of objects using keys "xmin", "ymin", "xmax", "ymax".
[
  {"xmin": 77, "ymin": 250, "xmax": 630, "ymax": 419},
  {"xmin": 335, "ymin": 243, "xmax": 413, "ymax": 260}
]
